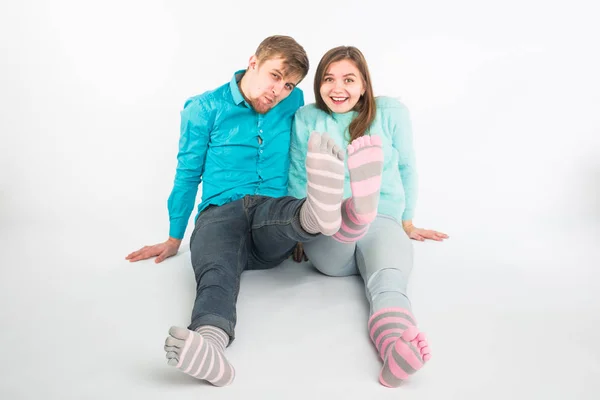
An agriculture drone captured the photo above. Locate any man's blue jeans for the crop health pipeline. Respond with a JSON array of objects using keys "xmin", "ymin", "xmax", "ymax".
[{"xmin": 187, "ymin": 195, "xmax": 317, "ymax": 343}]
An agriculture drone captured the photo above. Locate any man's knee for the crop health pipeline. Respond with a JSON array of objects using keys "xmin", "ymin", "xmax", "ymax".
[{"xmin": 194, "ymin": 264, "xmax": 238, "ymax": 291}]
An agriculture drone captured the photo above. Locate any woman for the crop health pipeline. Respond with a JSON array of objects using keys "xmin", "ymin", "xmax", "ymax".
[{"xmin": 287, "ymin": 46, "xmax": 448, "ymax": 387}]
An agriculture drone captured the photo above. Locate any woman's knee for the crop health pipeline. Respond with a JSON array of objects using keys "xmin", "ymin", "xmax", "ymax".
[
  {"xmin": 303, "ymin": 238, "xmax": 357, "ymax": 277},
  {"xmin": 312, "ymin": 258, "xmax": 357, "ymax": 277},
  {"xmin": 367, "ymin": 268, "xmax": 409, "ymax": 294}
]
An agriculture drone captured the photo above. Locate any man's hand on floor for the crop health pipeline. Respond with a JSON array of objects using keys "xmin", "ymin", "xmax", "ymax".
[{"xmin": 126, "ymin": 237, "xmax": 182, "ymax": 263}]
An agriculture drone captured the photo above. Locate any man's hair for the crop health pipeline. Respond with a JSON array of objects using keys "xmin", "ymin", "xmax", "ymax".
[{"xmin": 255, "ymin": 35, "xmax": 309, "ymax": 80}]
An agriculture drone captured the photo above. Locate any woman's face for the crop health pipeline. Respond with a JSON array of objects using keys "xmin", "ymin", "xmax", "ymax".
[{"xmin": 319, "ymin": 59, "xmax": 365, "ymax": 113}]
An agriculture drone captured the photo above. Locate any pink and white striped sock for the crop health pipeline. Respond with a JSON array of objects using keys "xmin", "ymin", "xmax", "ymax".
[
  {"xmin": 164, "ymin": 325, "xmax": 235, "ymax": 387},
  {"xmin": 333, "ymin": 135, "xmax": 384, "ymax": 243},
  {"xmin": 368, "ymin": 308, "xmax": 431, "ymax": 388}
]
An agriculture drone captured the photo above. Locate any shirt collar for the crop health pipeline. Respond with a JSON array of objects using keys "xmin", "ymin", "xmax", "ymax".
[{"xmin": 230, "ymin": 69, "xmax": 249, "ymax": 106}]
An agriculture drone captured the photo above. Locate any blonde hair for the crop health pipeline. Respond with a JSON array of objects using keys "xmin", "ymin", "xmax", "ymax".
[{"xmin": 255, "ymin": 35, "xmax": 309, "ymax": 80}]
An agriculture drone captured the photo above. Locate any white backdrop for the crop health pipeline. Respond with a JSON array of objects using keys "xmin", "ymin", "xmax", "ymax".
[
  {"xmin": 1, "ymin": 1, "xmax": 599, "ymax": 399},
  {"xmin": 2, "ymin": 0, "xmax": 599, "ymax": 237}
]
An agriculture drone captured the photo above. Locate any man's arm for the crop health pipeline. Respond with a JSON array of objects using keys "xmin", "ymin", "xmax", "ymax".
[
  {"xmin": 167, "ymin": 98, "xmax": 212, "ymax": 240},
  {"xmin": 126, "ymin": 97, "xmax": 212, "ymax": 263}
]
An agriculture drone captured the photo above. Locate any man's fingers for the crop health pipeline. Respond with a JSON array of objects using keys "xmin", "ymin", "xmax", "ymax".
[
  {"xmin": 126, "ymin": 249, "xmax": 143, "ymax": 259},
  {"xmin": 156, "ymin": 247, "xmax": 178, "ymax": 263},
  {"xmin": 291, "ymin": 243, "xmax": 304, "ymax": 263},
  {"xmin": 126, "ymin": 242, "xmax": 177, "ymax": 263},
  {"xmin": 155, "ymin": 249, "xmax": 171, "ymax": 263},
  {"xmin": 126, "ymin": 245, "xmax": 155, "ymax": 259},
  {"xmin": 128, "ymin": 255, "xmax": 148, "ymax": 262},
  {"xmin": 127, "ymin": 247, "xmax": 162, "ymax": 262},
  {"xmin": 155, "ymin": 249, "xmax": 166, "ymax": 263},
  {"xmin": 127, "ymin": 252, "xmax": 147, "ymax": 262}
]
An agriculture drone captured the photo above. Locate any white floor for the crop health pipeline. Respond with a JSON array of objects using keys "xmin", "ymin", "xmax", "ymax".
[{"xmin": 1, "ymin": 219, "xmax": 599, "ymax": 400}]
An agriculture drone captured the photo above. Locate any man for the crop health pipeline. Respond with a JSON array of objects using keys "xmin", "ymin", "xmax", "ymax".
[{"xmin": 126, "ymin": 35, "xmax": 347, "ymax": 386}]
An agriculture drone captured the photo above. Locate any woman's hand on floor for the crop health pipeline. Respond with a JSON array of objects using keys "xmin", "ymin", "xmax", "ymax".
[{"xmin": 402, "ymin": 222, "xmax": 449, "ymax": 242}]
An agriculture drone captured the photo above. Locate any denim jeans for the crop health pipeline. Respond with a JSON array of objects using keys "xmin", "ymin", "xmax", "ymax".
[{"xmin": 187, "ymin": 195, "xmax": 317, "ymax": 343}]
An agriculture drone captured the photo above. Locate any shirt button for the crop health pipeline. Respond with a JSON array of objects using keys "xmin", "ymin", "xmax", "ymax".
[
  {"xmin": 259, "ymin": 149, "xmax": 263, "ymax": 153},
  {"xmin": 259, "ymin": 129, "xmax": 263, "ymax": 133}
]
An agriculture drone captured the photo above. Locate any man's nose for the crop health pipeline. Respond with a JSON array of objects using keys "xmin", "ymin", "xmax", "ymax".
[{"xmin": 272, "ymin": 81, "xmax": 285, "ymax": 96}]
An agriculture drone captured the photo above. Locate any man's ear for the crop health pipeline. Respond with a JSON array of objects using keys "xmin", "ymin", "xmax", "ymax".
[{"xmin": 248, "ymin": 55, "xmax": 258, "ymax": 70}]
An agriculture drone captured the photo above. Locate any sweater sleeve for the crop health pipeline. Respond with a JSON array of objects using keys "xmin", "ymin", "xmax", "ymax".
[
  {"xmin": 287, "ymin": 109, "xmax": 310, "ymax": 199},
  {"xmin": 389, "ymin": 101, "xmax": 418, "ymax": 220}
]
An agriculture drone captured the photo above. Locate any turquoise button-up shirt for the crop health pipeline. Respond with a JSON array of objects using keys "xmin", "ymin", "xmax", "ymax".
[{"xmin": 167, "ymin": 70, "xmax": 304, "ymax": 239}]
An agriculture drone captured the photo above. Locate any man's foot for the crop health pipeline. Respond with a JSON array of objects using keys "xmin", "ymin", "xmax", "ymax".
[
  {"xmin": 299, "ymin": 132, "xmax": 345, "ymax": 235},
  {"xmin": 164, "ymin": 326, "xmax": 235, "ymax": 387}
]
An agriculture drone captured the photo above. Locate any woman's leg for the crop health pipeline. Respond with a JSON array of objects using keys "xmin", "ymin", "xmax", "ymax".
[
  {"xmin": 302, "ymin": 234, "xmax": 359, "ymax": 277},
  {"xmin": 356, "ymin": 216, "xmax": 431, "ymax": 387},
  {"xmin": 333, "ymin": 135, "xmax": 384, "ymax": 243}
]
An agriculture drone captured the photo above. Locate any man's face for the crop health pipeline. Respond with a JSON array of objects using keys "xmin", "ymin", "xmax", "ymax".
[{"xmin": 243, "ymin": 55, "xmax": 302, "ymax": 114}]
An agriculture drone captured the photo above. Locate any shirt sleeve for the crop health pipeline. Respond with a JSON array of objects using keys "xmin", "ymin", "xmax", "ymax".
[
  {"xmin": 287, "ymin": 109, "xmax": 310, "ymax": 199},
  {"xmin": 167, "ymin": 98, "xmax": 212, "ymax": 239},
  {"xmin": 390, "ymin": 102, "xmax": 418, "ymax": 221}
]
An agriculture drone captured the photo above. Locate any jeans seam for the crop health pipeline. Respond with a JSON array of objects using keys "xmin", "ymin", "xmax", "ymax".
[
  {"xmin": 252, "ymin": 214, "xmax": 316, "ymax": 241},
  {"xmin": 234, "ymin": 233, "xmax": 247, "ymax": 315},
  {"xmin": 252, "ymin": 218, "xmax": 294, "ymax": 229}
]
